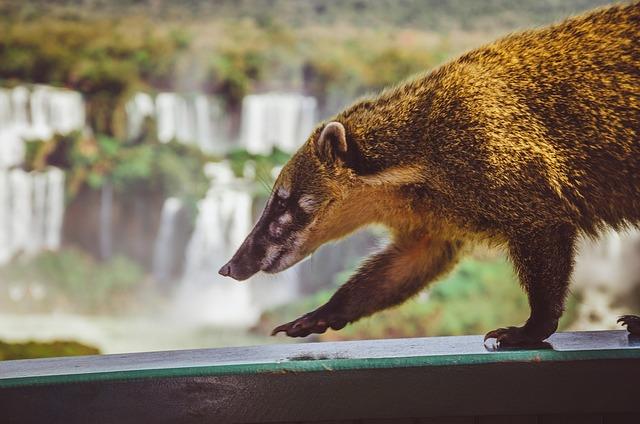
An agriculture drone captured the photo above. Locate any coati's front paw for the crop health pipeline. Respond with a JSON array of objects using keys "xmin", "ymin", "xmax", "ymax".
[
  {"xmin": 271, "ymin": 309, "xmax": 349, "ymax": 337},
  {"xmin": 484, "ymin": 324, "xmax": 554, "ymax": 348},
  {"xmin": 618, "ymin": 315, "xmax": 640, "ymax": 336}
]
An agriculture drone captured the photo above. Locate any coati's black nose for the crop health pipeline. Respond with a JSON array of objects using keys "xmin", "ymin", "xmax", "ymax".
[
  {"xmin": 218, "ymin": 263, "xmax": 232, "ymax": 277},
  {"xmin": 218, "ymin": 259, "xmax": 259, "ymax": 281}
]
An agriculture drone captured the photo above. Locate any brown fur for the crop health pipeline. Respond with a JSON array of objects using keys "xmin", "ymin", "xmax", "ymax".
[{"xmin": 264, "ymin": 3, "xmax": 640, "ymax": 344}]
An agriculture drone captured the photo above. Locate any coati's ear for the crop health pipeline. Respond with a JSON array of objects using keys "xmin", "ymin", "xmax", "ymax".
[{"xmin": 315, "ymin": 121, "xmax": 348, "ymax": 165}]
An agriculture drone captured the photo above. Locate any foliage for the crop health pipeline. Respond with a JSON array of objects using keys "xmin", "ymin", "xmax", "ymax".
[
  {"xmin": 227, "ymin": 147, "xmax": 292, "ymax": 196},
  {"xmin": 0, "ymin": 339, "xmax": 99, "ymax": 360},
  {"xmin": 201, "ymin": 19, "xmax": 454, "ymax": 108},
  {"xmin": 0, "ymin": 15, "xmax": 184, "ymax": 135},
  {"xmin": 0, "ymin": 1, "xmax": 612, "ymax": 33},
  {"xmin": 257, "ymin": 254, "xmax": 579, "ymax": 340},
  {"xmin": 25, "ymin": 132, "xmax": 212, "ymax": 204},
  {"xmin": 0, "ymin": 0, "xmax": 613, "ymax": 116},
  {"xmin": 208, "ymin": 46, "xmax": 270, "ymax": 109},
  {"xmin": 0, "ymin": 249, "xmax": 145, "ymax": 314}
]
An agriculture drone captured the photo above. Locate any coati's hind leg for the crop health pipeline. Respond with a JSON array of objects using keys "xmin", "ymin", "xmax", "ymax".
[
  {"xmin": 485, "ymin": 225, "xmax": 577, "ymax": 347},
  {"xmin": 618, "ymin": 315, "xmax": 640, "ymax": 336},
  {"xmin": 272, "ymin": 236, "xmax": 461, "ymax": 337}
]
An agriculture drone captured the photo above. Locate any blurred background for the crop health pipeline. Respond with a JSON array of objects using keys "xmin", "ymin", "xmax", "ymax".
[{"xmin": 0, "ymin": 0, "xmax": 637, "ymax": 360}]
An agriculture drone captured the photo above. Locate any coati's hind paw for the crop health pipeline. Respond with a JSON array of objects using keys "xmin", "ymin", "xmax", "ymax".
[
  {"xmin": 271, "ymin": 309, "xmax": 348, "ymax": 337},
  {"xmin": 484, "ymin": 326, "xmax": 552, "ymax": 348},
  {"xmin": 618, "ymin": 315, "xmax": 640, "ymax": 336}
]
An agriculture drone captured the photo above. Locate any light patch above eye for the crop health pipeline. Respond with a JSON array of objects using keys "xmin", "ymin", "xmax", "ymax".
[
  {"xmin": 277, "ymin": 187, "xmax": 291, "ymax": 200},
  {"xmin": 278, "ymin": 213, "xmax": 293, "ymax": 224},
  {"xmin": 298, "ymin": 194, "xmax": 319, "ymax": 213}
]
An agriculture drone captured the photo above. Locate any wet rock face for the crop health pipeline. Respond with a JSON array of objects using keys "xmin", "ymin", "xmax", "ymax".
[{"xmin": 63, "ymin": 185, "xmax": 170, "ymax": 271}]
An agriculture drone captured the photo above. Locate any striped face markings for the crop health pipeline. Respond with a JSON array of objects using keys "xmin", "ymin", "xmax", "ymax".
[
  {"xmin": 298, "ymin": 194, "xmax": 320, "ymax": 214},
  {"xmin": 258, "ymin": 186, "xmax": 319, "ymax": 273},
  {"xmin": 277, "ymin": 187, "xmax": 290, "ymax": 200}
]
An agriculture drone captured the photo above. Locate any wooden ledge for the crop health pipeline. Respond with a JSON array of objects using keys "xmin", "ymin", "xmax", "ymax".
[{"xmin": 1, "ymin": 330, "xmax": 639, "ymax": 423}]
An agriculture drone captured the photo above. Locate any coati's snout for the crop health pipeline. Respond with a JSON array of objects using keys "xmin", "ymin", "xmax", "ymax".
[
  {"xmin": 220, "ymin": 121, "xmax": 354, "ymax": 281},
  {"xmin": 218, "ymin": 183, "xmax": 319, "ymax": 281}
]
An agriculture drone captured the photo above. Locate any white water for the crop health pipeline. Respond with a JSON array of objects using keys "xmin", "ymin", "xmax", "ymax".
[
  {"xmin": 172, "ymin": 161, "xmax": 301, "ymax": 327},
  {"xmin": 127, "ymin": 92, "xmax": 224, "ymax": 153},
  {"xmin": 155, "ymin": 93, "xmax": 318, "ymax": 327},
  {"xmin": 241, "ymin": 93, "xmax": 317, "ymax": 154},
  {"xmin": 1, "ymin": 86, "xmax": 318, "ymax": 328},
  {"xmin": 152, "ymin": 197, "xmax": 184, "ymax": 283},
  {"xmin": 0, "ymin": 84, "xmax": 85, "ymax": 148},
  {"xmin": 0, "ymin": 168, "xmax": 66, "ymax": 264},
  {"xmin": 0, "ymin": 85, "xmax": 77, "ymax": 264},
  {"xmin": 174, "ymin": 162, "xmax": 256, "ymax": 326}
]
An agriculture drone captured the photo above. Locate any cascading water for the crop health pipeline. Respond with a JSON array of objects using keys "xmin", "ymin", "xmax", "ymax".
[
  {"xmin": 0, "ymin": 85, "xmax": 78, "ymax": 265},
  {"xmin": 126, "ymin": 92, "xmax": 225, "ymax": 154},
  {"xmin": 172, "ymin": 161, "xmax": 303, "ymax": 326},
  {"xmin": 0, "ymin": 85, "xmax": 85, "ymax": 145},
  {"xmin": 173, "ymin": 161, "xmax": 259, "ymax": 326},
  {"xmin": 152, "ymin": 197, "xmax": 184, "ymax": 284},
  {"xmin": 241, "ymin": 93, "xmax": 317, "ymax": 154},
  {"xmin": 156, "ymin": 93, "xmax": 319, "ymax": 326}
]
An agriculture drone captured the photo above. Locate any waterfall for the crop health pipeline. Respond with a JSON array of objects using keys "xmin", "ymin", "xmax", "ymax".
[
  {"xmin": 126, "ymin": 91, "xmax": 316, "ymax": 155},
  {"xmin": 99, "ymin": 181, "xmax": 113, "ymax": 260},
  {"xmin": 173, "ymin": 162, "xmax": 258, "ymax": 326},
  {"xmin": 45, "ymin": 168, "xmax": 65, "ymax": 250},
  {"xmin": 127, "ymin": 92, "xmax": 224, "ymax": 154},
  {"xmin": 0, "ymin": 168, "xmax": 66, "ymax": 265},
  {"xmin": 171, "ymin": 161, "xmax": 301, "ymax": 326},
  {"xmin": 152, "ymin": 197, "xmax": 184, "ymax": 284},
  {"xmin": 168, "ymin": 93, "xmax": 322, "ymax": 326},
  {"xmin": 0, "ymin": 84, "xmax": 79, "ymax": 264},
  {"xmin": 170, "ymin": 93, "xmax": 316, "ymax": 325},
  {"xmin": 0, "ymin": 85, "xmax": 84, "ymax": 144},
  {"xmin": 241, "ymin": 93, "xmax": 317, "ymax": 154},
  {"xmin": 125, "ymin": 92, "xmax": 155, "ymax": 141}
]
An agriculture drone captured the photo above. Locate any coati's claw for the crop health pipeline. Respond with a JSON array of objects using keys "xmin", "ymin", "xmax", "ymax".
[
  {"xmin": 618, "ymin": 315, "xmax": 640, "ymax": 336},
  {"xmin": 484, "ymin": 326, "xmax": 549, "ymax": 348},
  {"xmin": 271, "ymin": 310, "xmax": 348, "ymax": 337}
]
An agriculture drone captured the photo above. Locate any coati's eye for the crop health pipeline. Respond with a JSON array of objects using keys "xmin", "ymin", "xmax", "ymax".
[
  {"xmin": 273, "ymin": 187, "xmax": 290, "ymax": 213},
  {"xmin": 268, "ymin": 221, "xmax": 284, "ymax": 238},
  {"xmin": 274, "ymin": 196, "xmax": 287, "ymax": 212}
]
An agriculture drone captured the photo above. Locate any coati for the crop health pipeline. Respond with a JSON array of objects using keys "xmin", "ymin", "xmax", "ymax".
[{"xmin": 220, "ymin": 2, "xmax": 640, "ymax": 346}]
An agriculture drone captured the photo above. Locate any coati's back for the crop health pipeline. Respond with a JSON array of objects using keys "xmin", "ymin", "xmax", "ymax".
[{"xmin": 338, "ymin": 2, "xmax": 640, "ymax": 237}]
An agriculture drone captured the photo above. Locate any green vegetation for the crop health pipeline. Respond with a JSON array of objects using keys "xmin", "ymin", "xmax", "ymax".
[
  {"xmin": 227, "ymin": 147, "xmax": 292, "ymax": 196},
  {"xmin": 258, "ymin": 254, "xmax": 579, "ymax": 340},
  {"xmin": 25, "ymin": 130, "xmax": 213, "ymax": 207},
  {"xmin": 0, "ymin": 5, "xmax": 458, "ymax": 202},
  {"xmin": 0, "ymin": 249, "xmax": 146, "ymax": 314},
  {"xmin": 0, "ymin": 7, "xmax": 444, "ymax": 110},
  {"xmin": 0, "ymin": 16, "xmax": 184, "ymax": 136},
  {"xmin": 0, "ymin": 1, "xmax": 612, "ymax": 32},
  {"xmin": 0, "ymin": 339, "xmax": 99, "ymax": 360}
]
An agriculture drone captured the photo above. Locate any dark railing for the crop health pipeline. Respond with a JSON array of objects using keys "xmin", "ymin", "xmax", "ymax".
[{"xmin": 1, "ymin": 330, "xmax": 639, "ymax": 424}]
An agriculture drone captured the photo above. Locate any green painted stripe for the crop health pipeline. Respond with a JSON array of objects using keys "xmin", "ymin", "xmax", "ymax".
[{"xmin": 2, "ymin": 347, "xmax": 639, "ymax": 389}]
